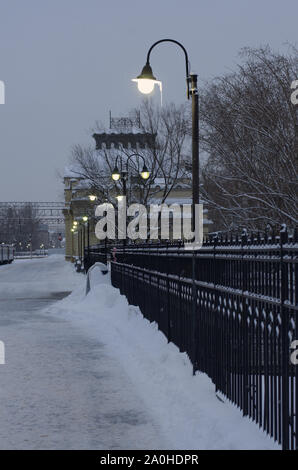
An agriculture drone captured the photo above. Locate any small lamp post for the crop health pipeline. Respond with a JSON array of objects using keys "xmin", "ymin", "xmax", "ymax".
[
  {"xmin": 111, "ymin": 153, "xmax": 150, "ymax": 245},
  {"xmin": 82, "ymin": 216, "xmax": 88, "ymax": 260},
  {"xmin": 86, "ymin": 193, "xmax": 100, "ymax": 257},
  {"xmin": 111, "ymin": 153, "xmax": 150, "ymax": 202}
]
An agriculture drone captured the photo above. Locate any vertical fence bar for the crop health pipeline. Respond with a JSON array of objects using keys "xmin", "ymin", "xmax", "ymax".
[
  {"xmin": 280, "ymin": 229, "xmax": 290, "ymax": 449},
  {"xmin": 242, "ymin": 232, "xmax": 249, "ymax": 416},
  {"xmin": 192, "ymin": 250, "xmax": 198, "ymax": 374}
]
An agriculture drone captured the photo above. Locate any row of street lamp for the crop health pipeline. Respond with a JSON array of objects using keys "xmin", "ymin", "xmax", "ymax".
[
  {"xmin": 71, "ymin": 38, "xmax": 198, "ymax": 263},
  {"xmin": 98, "ymin": 38, "xmax": 198, "ymax": 218},
  {"xmin": 71, "ymin": 152, "xmax": 150, "ymax": 263}
]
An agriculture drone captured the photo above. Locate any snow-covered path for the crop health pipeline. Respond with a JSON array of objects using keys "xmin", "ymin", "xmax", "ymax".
[
  {"xmin": 0, "ymin": 256, "xmax": 165, "ymax": 449},
  {"xmin": 0, "ymin": 255, "xmax": 280, "ymax": 450}
]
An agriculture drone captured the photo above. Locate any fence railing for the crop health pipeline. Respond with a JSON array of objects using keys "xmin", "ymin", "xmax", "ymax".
[
  {"xmin": 110, "ymin": 230, "xmax": 298, "ymax": 450},
  {"xmin": 14, "ymin": 249, "xmax": 48, "ymax": 258},
  {"xmin": 84, "ymin": 244, "xmax": 108, "ymax": 272}
]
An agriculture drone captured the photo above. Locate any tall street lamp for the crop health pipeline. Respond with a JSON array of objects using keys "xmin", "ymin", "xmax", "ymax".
[{"xmin": 132, "ymin": 39, "xmax": 199, "ymax": 229}]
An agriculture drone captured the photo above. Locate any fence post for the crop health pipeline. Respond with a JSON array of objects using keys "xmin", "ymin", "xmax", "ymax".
[
  {"xmin": 280, "ymin": 226, "xmax": 289, "ymax": 450},
  {"xmin": 192, "ymin": 249, "xmax": 198, "ymax": 374},
  {"xmin": 213, "ymin": 235, "xmax": 219, "ymax": 391},
  {"xmin": 166, "ymin": 242, "xmax": 171, "ymax": 343},
  {"xmin": 121, "ymin": 244, "xmax": 125, "ymax": 295},
  {"xmin": 104, "ymin": 237, "xmax": 108, "ymax": 265},
  {"xmin": 241, "ymin": 230, "xmax": 249, "ymax": 416}
]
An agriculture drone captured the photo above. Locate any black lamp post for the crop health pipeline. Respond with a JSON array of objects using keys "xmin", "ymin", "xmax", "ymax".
[
  {"xmin": 77, "ymin": 226, "xmax": 80, "ymax": 260},
  {"xmin": 73, "ymin": 218, "xmax": 87, "ymax": 265},
  {"xmin": 111, "ymin": 153, "xmax": 150, "ymax": 245},
  {"xmin": 111, "ymin": 153, "xmax": 150, "ymax": 203},
  {"xmin": 82, "ymin": 216, "xmax": 88, "ymax": 261},
  {"xmin": 86, "ymin": 194, "xmax": 100, "ymax": 257},
  {"xmin": 87, "ymin": 217, "xmax": 90, "ymax": 255},
  {"xmin": 132, "ymin": 39, "xmax": 199, "ymax": 229}
]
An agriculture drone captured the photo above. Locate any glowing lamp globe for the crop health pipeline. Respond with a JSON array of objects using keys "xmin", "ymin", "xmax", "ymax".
[
  {"xmin": 132, "ymin": 63, "xmax": 158, "ymax": 95},
  {"xmin": 135, "ymin": 79, "xmax": 155, "ymax": 94},
  {"xmin": 140, "ymin": 164, "xmax": 150, "ymax": 180},
  {"xmin": 112, "ymin": 165, "xmax": 121, "ymax": 181}
]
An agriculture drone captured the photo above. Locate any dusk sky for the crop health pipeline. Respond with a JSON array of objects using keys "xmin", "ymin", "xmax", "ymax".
[{"xmin": 0, "ymin": 0, "xmax": 297, "ymax": 201}]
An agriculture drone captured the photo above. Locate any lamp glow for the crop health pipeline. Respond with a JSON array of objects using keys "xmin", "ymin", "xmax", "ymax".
[
  {"xmin": 112, "ymin": 165, "xmax": 121, "ymax": 181},
  {"xmin": 132, "ymin": 62, "xmax": 158, "ymax": 95},
  {"xmin": 132, "ymin": 78, "xmax": 155, "ymax": 94},
  {"xmin": 140, "ymin": 164, "xmax": 150, "ymax": 180},
  {"xmin": 141, "ymin": 171, "xmax": 150, "ymax": 179},
  {"xmin": 82, "ymin": 216, "xmax": 88, "ymax": 222},
  {"xmin": 88, "ymin": 195, "xmax": 97, "ymax": 201}
]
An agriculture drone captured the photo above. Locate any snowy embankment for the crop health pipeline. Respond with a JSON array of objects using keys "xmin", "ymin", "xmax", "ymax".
[{"xmin": 46, "ymin": 263, "xmax": 280, "ymax": 450}]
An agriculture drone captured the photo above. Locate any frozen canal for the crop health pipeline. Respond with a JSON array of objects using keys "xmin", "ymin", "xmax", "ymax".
[{"xmin": 0, "ymin": 256, "xmax": 165, "ymax": 449}]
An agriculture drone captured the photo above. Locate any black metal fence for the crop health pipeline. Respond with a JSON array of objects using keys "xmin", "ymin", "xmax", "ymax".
[
  {"xmin": 84, "ymin": 244, "xmax": 108, "ymax": 272},
  {"xmin": 110, "ymin": 230, "xmax": 298, "ymax": 450},
  {"xmin": 14, "ymin": 249, "xmax": 48, "ymax": 258}
]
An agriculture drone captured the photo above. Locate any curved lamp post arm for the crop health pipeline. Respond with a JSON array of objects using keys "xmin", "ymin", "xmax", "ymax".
[
  {"xmin": 146, "ymin": 39, "xmax": 191, "ymax": 99},
  {"xmin": 125, "ymin": 153, "xmax": 146, "ymax": 173},
  {"xmin": 113, "ymin": 152, "xmax": 149, "ymax": 205},
  {"xmin": 114, "ymin": 152, "xmax": 147, "ymax": 176},
  {"xmin": 114, "ymin": 154, "xmax": 122, "ymax": 172}
]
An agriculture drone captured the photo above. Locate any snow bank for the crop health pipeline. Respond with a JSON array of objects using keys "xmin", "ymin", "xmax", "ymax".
[{"xmin": 46, "ymin": 269, "xmax": 280, "ymax": 450}]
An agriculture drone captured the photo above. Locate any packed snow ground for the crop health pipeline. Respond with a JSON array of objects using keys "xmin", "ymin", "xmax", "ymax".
[{"xmin": 0, "ymin": 255, "xmax": 280, "ymax": 449}]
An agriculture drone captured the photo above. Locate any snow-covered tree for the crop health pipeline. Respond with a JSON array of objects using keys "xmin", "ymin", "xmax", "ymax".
[{"xmin": 0, "ymin": 203, "xmax": 41, "ymax": 249}]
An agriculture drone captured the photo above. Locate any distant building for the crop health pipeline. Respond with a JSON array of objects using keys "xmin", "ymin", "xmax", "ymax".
[
  {"xmin": 36, "ymin": 223, "xmax": 50, "ymax": 249},
  {"xmin": 63, "ymin": 113, "xmax": 212, "ymax": 262}
]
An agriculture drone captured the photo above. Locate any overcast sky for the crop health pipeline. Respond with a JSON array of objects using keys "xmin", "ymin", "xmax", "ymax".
[{"xmin": 0, "ymin": 0, "xmax": 297, "ymax": 201}]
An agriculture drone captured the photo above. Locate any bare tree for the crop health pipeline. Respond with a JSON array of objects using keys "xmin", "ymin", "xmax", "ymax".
[
  {"xmin": 0, "ymin": 203, "xmax": 41, "ymax": 249},
  {"xmin": 200, "ymin": 45, "xmax": 298, "ymax": 231},
  {"xmin": 69, "ymin": 100, "xmax": 191, "ymax": 206}
]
